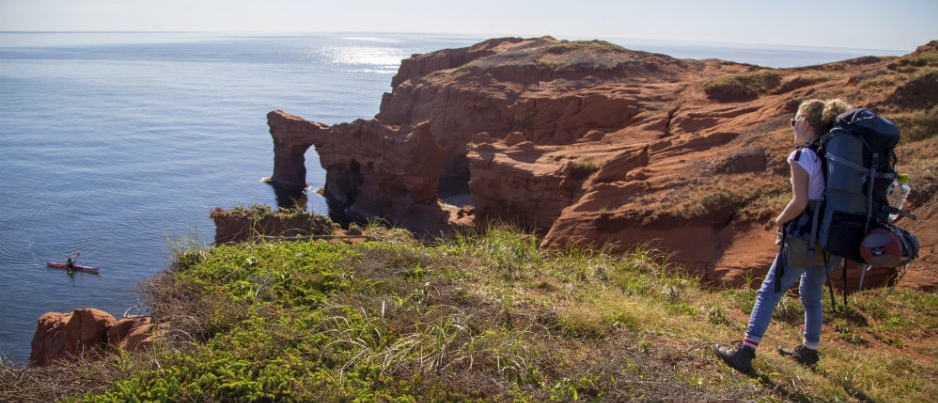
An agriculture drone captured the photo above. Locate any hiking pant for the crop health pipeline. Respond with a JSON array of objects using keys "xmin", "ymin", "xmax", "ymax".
[{"xmin": 744, "ymin": 251, "xmax": 833, "ymax": 350}]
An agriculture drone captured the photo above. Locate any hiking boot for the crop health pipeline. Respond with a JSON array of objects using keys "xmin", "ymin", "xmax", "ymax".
[
  {"xmin": 714, "ymin": 342, "xmax": 755, "ymax": 373},
  {"xmin": 778, "ymin": 344, "xmax": 819, "ymax": 367}
]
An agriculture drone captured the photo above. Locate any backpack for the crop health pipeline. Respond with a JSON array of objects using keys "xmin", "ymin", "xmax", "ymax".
[
  {"xmin": 815, "ymin": 108, "xmax": 919, "ymax": 266},
  {"xmin": 803, "ymin": 107, "xmax": 920, "ymax": 304},
  {"xmin": 775, "ymin": 108, "xmax": 920, "ymax": 305}
]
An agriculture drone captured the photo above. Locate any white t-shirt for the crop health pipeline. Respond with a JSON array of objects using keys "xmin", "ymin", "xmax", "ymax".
[{"xmin": 787, "ymin": 147, "xmax": 825, "ymax": 200}]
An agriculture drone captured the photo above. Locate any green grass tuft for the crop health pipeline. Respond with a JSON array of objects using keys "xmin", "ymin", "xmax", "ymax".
[{"xmin": 704, "ymin": 70, "xmax": 782, "ymax": 102}]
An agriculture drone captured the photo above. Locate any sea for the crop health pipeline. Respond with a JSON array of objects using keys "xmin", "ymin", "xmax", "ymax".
[{"xmin": 0, "ymin": 31, "xmax": 908, "ymax": 365}]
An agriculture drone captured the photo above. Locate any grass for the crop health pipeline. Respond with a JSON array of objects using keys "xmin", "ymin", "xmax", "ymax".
[
  {"xmin": 704, "ymin": 70, "xmax": 782, "ymax": 102},
  {"xmin": 568, "ymin": 159, "xmax": 600, "ymax": 180},
  {"xmin": 887, "ymin": 49, "xmax": 938, "ymax": 73},
  {"xmin": 654, "ymin": 172, "xmax": 784, "ymax": 225},
  {"xmin": 890, "ymin": 104, "xmax": 938, "ymax": 144},
  {"xmin": 2, "ymin": 223, "xmax": 935, "ymax": 402}
]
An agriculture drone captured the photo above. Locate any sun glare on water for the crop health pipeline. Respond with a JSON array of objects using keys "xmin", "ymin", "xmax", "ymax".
[{"xmin": 319, "ymin": 45, "xmax": 413, "ymax": 72}]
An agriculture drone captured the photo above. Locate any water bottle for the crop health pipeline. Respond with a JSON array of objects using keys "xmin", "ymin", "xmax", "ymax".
[{"xmin": 887, "ymin": 173, "xmax": 911, "ymax": 221}]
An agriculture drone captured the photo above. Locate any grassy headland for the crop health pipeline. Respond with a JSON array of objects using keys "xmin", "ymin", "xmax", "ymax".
[{"xmin": 2, "ymin": 222, "xmax": 935, "ymax": 402}]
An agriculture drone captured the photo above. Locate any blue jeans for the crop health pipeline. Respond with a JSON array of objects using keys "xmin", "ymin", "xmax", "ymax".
[{"xmin": 744, "ymin": 250, "xmax": 837, "ymax": 350}]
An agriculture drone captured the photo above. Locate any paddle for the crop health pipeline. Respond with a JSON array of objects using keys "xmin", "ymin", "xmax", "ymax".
[{"xmin": 66, "ymin": 251, "xmax": 80, "ymax": 271}]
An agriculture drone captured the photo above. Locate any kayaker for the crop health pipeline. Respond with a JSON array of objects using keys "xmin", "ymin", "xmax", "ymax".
[{"xmin": 65, "ymin": 252, "xmax": 79, "ymax": 271}]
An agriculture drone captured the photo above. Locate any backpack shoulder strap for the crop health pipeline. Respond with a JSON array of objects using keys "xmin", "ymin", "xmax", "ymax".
[{"xmin": 793, "ymin": 142, "xmax": 819, "ymax": 162}]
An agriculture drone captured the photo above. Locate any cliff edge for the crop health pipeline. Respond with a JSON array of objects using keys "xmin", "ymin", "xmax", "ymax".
[{"xmin": 267, "ymin": 37, "xmax": 938, "ymax": 290}]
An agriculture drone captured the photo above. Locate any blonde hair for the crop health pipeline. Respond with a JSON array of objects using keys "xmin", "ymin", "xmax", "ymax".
[
  {"xmin": 819, "ymin": 98, "xmax": 852, "ymax": 134},
  {"xmin": 797, "ymin": 98, "xmax": 853, "ymax": 135}
]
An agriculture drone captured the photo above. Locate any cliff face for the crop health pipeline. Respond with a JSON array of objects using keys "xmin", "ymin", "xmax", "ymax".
[{"xmin": 267, "ymin": 37, "xmax": 938, "ymax": 290}]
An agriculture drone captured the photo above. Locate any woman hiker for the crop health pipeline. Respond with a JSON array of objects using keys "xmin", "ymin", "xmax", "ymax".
[{"xmin": 714, "ymin": 98, "xmax": 852, "ymax": 373}]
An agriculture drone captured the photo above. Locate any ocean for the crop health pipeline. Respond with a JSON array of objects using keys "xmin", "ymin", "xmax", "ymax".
[{"xmin": 0, "ymin": 31, "xmax": 907, "ymax": 364}]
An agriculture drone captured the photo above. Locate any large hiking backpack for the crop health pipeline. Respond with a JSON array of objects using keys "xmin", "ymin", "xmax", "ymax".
[{"xmin": 815, "ymin": 108, "xmax": 919, "ymax": 267}]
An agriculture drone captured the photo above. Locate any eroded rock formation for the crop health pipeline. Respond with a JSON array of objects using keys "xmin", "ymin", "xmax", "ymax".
[
  {"xmin": 267, "ymin": 111, "xmax": 475, "ymax": 236},
  {"xmin": 267, "ymin": 37, "xmax": 938, "ymax": 290},
  {"xmin": 268, "ymin": 113, "xmax": 329, "ymax": 192},
  {"xmin": 30, "ymin": 308, "xmax": 159, "ymax": 366}
]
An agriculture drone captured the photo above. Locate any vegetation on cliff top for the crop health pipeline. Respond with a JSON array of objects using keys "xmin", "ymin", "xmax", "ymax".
[
  {"xmin": 704, "ymin": 70, "xmax": 783, "ymax": 101},
  {"xmin": 2, "ymin": 223, "xmax": 936, "ymax": 402}
]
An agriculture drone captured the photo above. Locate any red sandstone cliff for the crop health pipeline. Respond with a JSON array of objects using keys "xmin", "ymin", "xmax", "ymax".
[{"xmin": 267, "ymin": 37, "xmax": 938, "ymax": 290}]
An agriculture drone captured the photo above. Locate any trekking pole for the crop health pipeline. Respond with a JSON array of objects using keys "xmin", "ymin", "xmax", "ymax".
[
  {"xmin": 825, "ymin": 259, "xmax": 837, "ymax": 313},
  {"xmin": 773, "ymin": 230, "xmax": 787, "ymax": 293},
  {"xmin": 858, "ymin": 263, "xmax": 870, "ymax": 291}
]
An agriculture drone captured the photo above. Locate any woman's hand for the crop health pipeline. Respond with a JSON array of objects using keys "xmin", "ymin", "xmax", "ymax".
[{"xmin": 775, "ymin": 162, "xmax": 811, "ymax": 232}]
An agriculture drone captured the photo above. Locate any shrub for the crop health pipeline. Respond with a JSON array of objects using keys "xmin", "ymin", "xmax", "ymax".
[
  {"xmin": 568, "ymin": 159, "xmax": 599, "ymax": 180},
  {"xmin": 704, "ymin": 70, "xmax": 782, "ymax": 102}
]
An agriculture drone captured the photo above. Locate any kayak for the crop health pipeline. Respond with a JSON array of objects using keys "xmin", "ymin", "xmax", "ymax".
[{"xmin": 45, "ymin": 260, "xmax": 100, "ymax": 273}]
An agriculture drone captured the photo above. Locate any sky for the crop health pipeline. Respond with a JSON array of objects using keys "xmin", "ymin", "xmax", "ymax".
[{"xmin": 1, "ymin": 0, "xmax": 935, "ymax": 52}]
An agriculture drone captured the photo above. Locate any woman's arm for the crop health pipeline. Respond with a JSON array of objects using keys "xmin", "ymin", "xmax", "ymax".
[{"xmin": 775, "ymin": 162, "xmax": 810, "ymax": 232}]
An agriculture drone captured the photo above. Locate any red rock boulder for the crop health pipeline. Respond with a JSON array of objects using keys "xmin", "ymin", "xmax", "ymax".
[{"xmin": 30, "ymin": 308, "xmax": 159, "ymax": 366}]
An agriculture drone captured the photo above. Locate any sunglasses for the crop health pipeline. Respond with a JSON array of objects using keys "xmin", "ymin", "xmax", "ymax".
[{"xmin": 790, "ymin": 115, "xmax": 804, "ymax": 127}]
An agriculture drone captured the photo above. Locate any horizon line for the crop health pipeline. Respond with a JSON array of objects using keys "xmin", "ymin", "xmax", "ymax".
[{"xmin": 0, "ymin": 30, "xmax": 922, "ymax": 53}]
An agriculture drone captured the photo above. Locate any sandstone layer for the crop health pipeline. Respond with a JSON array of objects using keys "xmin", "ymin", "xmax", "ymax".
[{"xmin": 267, "ymin": 37, "xmax": 938, "ymax": 290}]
